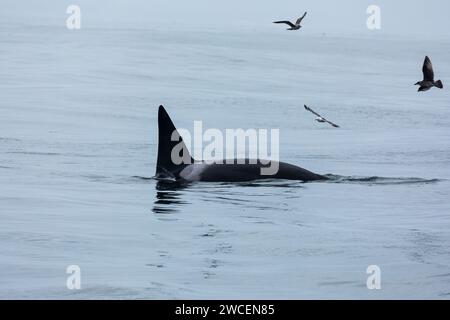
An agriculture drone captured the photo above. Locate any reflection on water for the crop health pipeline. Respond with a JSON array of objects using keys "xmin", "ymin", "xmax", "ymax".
[
  {"xmin": 152, "ymin": 180, "xmax": 191, "ymax": 214},
  {"xmin": 151, "ymin": 178, "xmax": 308, "ymax": 214},
  {"xmin": 149, "ymin": 175, "xmax": 441, "ymax": 214}
]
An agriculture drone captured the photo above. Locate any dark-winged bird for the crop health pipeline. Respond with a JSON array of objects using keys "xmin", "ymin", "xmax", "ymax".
[
  {"xmin": 304, "ymin": 105, "xmax": 339, "ymax": 128},
  {"xmin": 273, "ymin": 12, "xmax": 307, "ymax": 30},
  {"xmin": 415, "ymin": 56, "xmax": 443, "ymax": 92}
]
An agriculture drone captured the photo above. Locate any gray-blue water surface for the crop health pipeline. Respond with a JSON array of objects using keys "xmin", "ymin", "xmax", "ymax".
[{"xmin": 1, "ymin": 25, "xmax": 450, "ymax": 299}]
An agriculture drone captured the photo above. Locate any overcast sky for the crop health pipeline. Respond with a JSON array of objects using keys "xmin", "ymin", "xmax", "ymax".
[{"xmin": 1, "ymin": 0, "xmax": 449, "ymax": 38}]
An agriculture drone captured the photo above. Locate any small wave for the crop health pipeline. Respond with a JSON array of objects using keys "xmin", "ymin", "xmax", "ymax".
[
  {"xmin": 131, "ymin": 175, "xmax": 156, "ymax": 181},
  {"xmin": 0, "ymin": 137, "xmax": 21, "ymax": 142},
  {"xmin": 323, "ymin": 174, "xmax": 441, "ymax": 185},
  {"xmin": 7, "ymin": 151, "xmax": 61, "ymax": 156}
]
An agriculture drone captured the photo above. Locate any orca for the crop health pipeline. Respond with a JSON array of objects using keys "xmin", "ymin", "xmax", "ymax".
[{"xmin": 155, "ymin": 105, "xmax": 328, "ymax": 182}]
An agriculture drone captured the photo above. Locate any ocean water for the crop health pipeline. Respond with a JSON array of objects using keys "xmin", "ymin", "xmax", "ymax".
[{"xmin": 1, "ymin": 24, "xmax": 450, "ymax": 299}]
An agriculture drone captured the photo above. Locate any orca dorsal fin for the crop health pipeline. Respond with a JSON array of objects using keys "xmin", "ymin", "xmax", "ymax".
[{"xmin": 156, "ymin": 105, "xmax": 194, "ymax": 177}]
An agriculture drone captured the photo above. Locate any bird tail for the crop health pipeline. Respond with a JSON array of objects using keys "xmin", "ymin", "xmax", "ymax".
[{"xmin": 435, "ymin": 80, "xmax": 443, "ymax": 89}]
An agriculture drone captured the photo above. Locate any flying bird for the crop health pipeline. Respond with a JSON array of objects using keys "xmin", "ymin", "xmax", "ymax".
[
  {"xmin": 304, "ymin": 105, "xmax": 339, "ymax": 128},
  {"xmin": 415, "ymin": 56, "xmax": 443, "ymax": 92},
  {"xmin": 273, "ymin": 12, "xmax": 307, "ymax": 30}
]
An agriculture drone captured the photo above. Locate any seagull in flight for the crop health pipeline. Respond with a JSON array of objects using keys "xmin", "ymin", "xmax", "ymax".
[
  {"xmin": 415, "ymin": 56, "xmax": 443, "ymax": 92},
  {"xmin": 273, "ymin": 12, "xmax": 307, "ymax": 30},
  {"xmin": 304, "ymin": 105, "xmax": 339, "ymax": 128}
]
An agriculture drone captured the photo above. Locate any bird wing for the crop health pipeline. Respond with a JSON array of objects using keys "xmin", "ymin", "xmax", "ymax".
[
  {"xmin": 324, "ymin": 119, "xmax": 340, "ymax": 128},
  {"xmin": 304, "ymin": 105, "xmax": 339, "ymax": 128},
  {"xmin": 304, "ymin": 105, "xmax": 322, "ymax": 118},
  {"xmin": 273, "ymin": 20, "xmax": 295, "ymax": 28},
  {"xmin": 422, "ymin": 56, "xmax": 435, "ymax": 81},
  {"xmin": 296, "ymin": 12, "xmax": 307, "ymax": 25}
]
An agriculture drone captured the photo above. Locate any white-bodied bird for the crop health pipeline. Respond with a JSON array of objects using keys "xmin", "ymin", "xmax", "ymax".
[{"xmin": 304, "ymin": 105, "xmax": 339, "ymax": 128}]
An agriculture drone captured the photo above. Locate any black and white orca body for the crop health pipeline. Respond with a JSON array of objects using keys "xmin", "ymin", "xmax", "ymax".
[{"xmin": 155, "ymin": 105, "xmax": 327, "ymax": 183}]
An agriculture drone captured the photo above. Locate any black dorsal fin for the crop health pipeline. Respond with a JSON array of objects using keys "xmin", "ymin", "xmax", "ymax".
[{"xmin": 156, "ymin": 105, "xmax": 194, "ymax": 177}]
